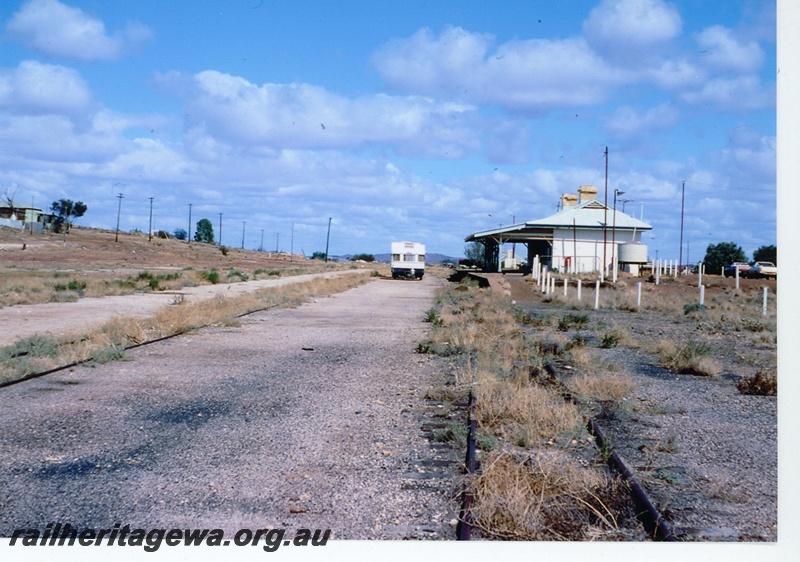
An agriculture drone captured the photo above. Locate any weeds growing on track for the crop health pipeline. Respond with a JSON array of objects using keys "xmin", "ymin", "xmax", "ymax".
[
  {"xmin": 0, "ymin": 272, "xmax": 373, "ymax": 385},
  {"xmin": 468, "ymin": 449, "xmax": 629, "ymax": 540},
  {"xmin": 420, "ymin": 279, "xmax": 635, "ymax": 540}
]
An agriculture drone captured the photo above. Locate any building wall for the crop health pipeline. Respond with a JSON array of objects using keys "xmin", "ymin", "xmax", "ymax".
[{"xmin": 544, "ymin": 228, "xmax": 643, "ymax": 273}]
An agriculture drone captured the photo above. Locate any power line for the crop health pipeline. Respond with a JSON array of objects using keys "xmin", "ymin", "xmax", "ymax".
[{"xmin": 683, "ymin": 180, "xmax": 774, "ymax": 192}]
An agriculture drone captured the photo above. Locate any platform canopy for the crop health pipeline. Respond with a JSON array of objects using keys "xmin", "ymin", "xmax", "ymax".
[{"xmin": 465, "ymin": 197, "xmax": 652, "ymax": 274}]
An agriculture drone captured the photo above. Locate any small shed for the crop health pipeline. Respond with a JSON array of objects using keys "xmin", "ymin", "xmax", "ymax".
[
  {"xmin": 0, "ymin": 206, "xmax": 48, "ymax": 232},
  {"xmin": 465, "ymin": 186, "xmax": 652, "ymax": 274}
]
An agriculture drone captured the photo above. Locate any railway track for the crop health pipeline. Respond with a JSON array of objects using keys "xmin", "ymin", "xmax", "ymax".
[{"xmin": 453, "ymin": 359, "xmax": 675, "ymax": 542}]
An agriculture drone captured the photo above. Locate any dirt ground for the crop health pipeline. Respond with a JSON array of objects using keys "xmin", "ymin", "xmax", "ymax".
[
  {"xmin": 496, "ymin": 272, "xmax": 778, "ymax": 541},
  {"xmin": 0, "ymin": 225, "xmax": 313, "ymax": 272},
  {"xmin": 0, "ymin": 226, "xmax": 366, "ymax": 347}
]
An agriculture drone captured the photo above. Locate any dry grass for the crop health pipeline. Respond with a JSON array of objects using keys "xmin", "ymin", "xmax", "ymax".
[
  {"xmin": 474, "ymin": 373, "xmax": 583, "ymax": 442},
  {"xmin": 421, "ymin": 280, "xmax": 638, "ymax": 538},
  {"xmin": 653, "ymin": 339, "xmax": 721, "ymax": 377},
  {"xmin": 566, "ymin": 372, "xmax": 635, "ymax": 402},
  {"xmin": 0, "ymin": 261, "xmax": 349, "ymax": 309},
  {"xmin": 0, "ymin": 272, "xmax": 372, "ymax": 385},
  {"xmin": 468, "ymin": 449, "xmax": 624, "ymax": 540}
]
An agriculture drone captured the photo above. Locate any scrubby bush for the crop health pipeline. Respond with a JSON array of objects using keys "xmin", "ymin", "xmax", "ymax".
[{"xmin": 736, "ymin": 371, "xmax": 777, "ymax": 396}]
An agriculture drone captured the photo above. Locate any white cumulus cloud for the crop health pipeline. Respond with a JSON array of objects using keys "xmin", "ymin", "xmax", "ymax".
[
  {"xmin": 6, "ymin": 0, "xmax": 152, "ymax": 60},
  {"xmin": 695, "ymin": 25, "xmax": 764, "ymax": 74},
  {"xmin": 583, "ymin": 0, "xmax": 682, "ymax": 60},
  {"xmin": 0, "ymin": 60, "xmax": 91, "ymax": 113},
  {"xmin": 162, "ymin": 70, "xmax": 482, "ymax": 158},
  {"xmin": 373, "ymin": 26, "xmax": 630, "ymax": 110}
]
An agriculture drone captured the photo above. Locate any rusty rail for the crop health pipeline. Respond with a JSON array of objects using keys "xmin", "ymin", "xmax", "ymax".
[{"xmin": 588, "ymin": 419, "xmax": 676, "ymax": 541}]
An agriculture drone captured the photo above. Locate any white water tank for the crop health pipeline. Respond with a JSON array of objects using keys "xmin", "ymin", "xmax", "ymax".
[{"xmin": 619, "ymin": 242, "xmax": 648, "ymax": 263}]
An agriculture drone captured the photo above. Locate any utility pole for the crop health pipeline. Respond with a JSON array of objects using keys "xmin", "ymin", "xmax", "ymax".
[
  {"xmin": 114, "ymin": 193, "xmax": 124, "ymax": 242},
  {"xmin": 612, "ymin": 189, "xmax": 625, "ymax": 276},
  {"xmin": 275, "ymin": 232, "xmax": 280, "ymax": 253},
  {"xmin": 325, "ymin": 217, "xmax": 332, "ymax": 262},
  {"xmin": 148, "ymin": 197, "xmax": 154, "ymax": 241},
  {"xmin": 603, "ymin": 146, "xmax": 608, "ymax": 275},
  {"xmin": 260, "ymin": 229, "xmax": 264, "ymax": 251},
  {"xmin": 218, "ymin": 213, "xmax": 222, "ymax": 246},
  {"xmin": 187, "ymin": 203, "xmax": 192, "ymax": 243},
  {"xmin": 678, "ymin": 180, "xmax": 685, "ymax": 273}
]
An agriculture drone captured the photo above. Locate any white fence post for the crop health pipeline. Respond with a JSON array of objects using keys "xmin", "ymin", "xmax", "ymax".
[
  {"xmin": 763, "ymin": 287, "xmax": 768, "ymax": 316},
  {"xmin": 655, "ymin": 262, "xmax": 660, "ymax": 285},
  {"xmin": 563, "ymin": 278, "xmax": 568, "ymax": 297},
  {"xmin": 700, "ymin": 284, "xmax": 705, "ymax": 306},
  {"xmin": 698, "ymin": 262, "xmax": 703, "ymax": 288},
  {"xmin": 735, "ymin": 266, "xmax": 740, "ymax": 290},
  {"xmin": 594, "ymin": 280, "xmax": 600, "ymax": 309},
  {"xmin": 577, "ymin": 279, "xmax": 582, "ymax": 301},
  {"xmin": 636, "ymin": 282, "xmax": 642, "ymax": 309}
]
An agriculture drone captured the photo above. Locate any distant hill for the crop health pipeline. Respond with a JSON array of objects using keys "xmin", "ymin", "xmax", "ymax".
[{"xmin": 332, "ymin": 252, "xmax": 460, "ymax": 264}]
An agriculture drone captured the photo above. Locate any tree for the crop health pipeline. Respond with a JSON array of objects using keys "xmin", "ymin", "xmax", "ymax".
[
  {"xmin": 351, "ymin": 253, "xmax": 375, "ymax": 262},
  {"xmin": 173, "ymin": 228, "xmax": 187, "ymax": 241},
  {"xmin": 311, "ymin": 251, "xmax": 327, "ymax": 260},
  {"xmin": 703, "ymin": 241, "xmax": 746, "ymax": 273},
  {"xmin": 752, "ymin": 244, "xmax": 776, "ymax": 265},
  {"xmin": 194, "ymin": 219, "xmax": 214, "ymax": 243},
  {"xmin": 463, "ymin": 241, "xmax": 485, "ymax": 267},
  {"xmin": 2, "ymin": 185, "xmax": 18, "ymax": 218},
  {"xmin": 50, "ymin": 199, "xmax": 87, "ymax": 233}
]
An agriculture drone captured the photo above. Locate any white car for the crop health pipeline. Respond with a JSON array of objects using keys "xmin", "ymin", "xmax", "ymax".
[{"xmin": 747, "ymin": 261, "xmax": 777, "ymax": 279}]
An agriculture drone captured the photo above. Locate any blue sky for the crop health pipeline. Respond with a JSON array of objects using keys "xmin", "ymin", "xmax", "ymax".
[{"xmin": 0, "ymin": 0, "xmax": 777, "ymax": 260}]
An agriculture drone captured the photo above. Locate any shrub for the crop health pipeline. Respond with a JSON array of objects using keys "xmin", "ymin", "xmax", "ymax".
[
  {"xmin": 199, "ymin": 268, "xmax": 220, "ymax": 284},
  {"xmin": 424, "ymin": 307, "xmax": 442, "ymax": 325},
  {"xmin": 736, "ymin": 371, "xmax": 777, "ymax": 396},
  {"xmin": 655, "ymin": 340, "xmax": 721, "ymax": 377},
  {"xmin": 67, "ymin": 280, "xmax": 87, "ymax": 291},
  {"xmin": 226, "ymin": 269, "xmax": 248, "ymax": 282},
  {"xmin": 90, "ymin": 345, "xmax": 126, "ymax": 364},
  {"xmin": 599, "ymin": 326, "xmax": 628, "ymax": 348},
  {"xmin": 1, "ymin": 336, "xmax": 60, "ymax": 359},
  {"xmin": 558, "ymin": 313, "xmax": 589, "ymax": 332},
  {"xmin": 683, "ymin": 303, "xmax": 707, "ymax": 316}
]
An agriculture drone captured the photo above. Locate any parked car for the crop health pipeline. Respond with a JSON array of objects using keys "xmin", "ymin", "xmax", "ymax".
[
  {"xmin": 723, "ymin": 262, "xmax": 751, "ymax": 277},
  {"xmin": 747, "ymin": 261, "xmax": 777, "ymax": 279}
]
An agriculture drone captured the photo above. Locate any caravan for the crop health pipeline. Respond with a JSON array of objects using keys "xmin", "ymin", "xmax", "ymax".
[{"xmin": 390, "ymin": 241, "xmax": 425, "ymax": 279}]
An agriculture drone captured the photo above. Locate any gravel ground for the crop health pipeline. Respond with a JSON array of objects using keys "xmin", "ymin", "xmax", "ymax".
[
  {"xmin": 504, "ymin": 275, "xmax": 778, "ymax": 542},
  {"xmin": 0, "ymin": 276, "xmax": 463, "ymax": 540}
]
